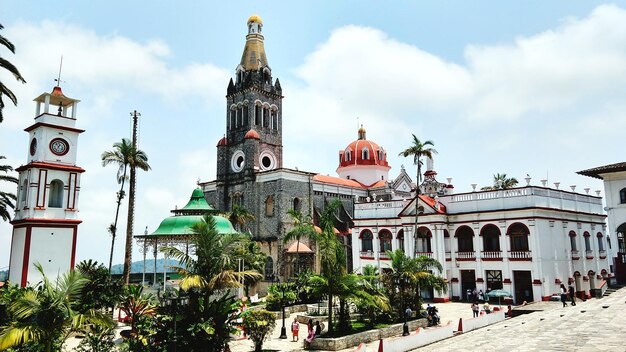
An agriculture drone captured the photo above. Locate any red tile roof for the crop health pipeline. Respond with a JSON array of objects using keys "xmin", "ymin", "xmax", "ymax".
[{"xmin": 578, "ymin": 162, "xmax": 626, "ymax": 179}]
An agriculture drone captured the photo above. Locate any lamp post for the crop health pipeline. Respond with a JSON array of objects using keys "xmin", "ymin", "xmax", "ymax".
[
  {"xmin": 274, "ymin": 276, "xmax": 288, "ymax": 339},
  {"xmin": 395, "ymin": 276, "xmax": 410, "ymax": 336},
  {"xmin": 161, "ymin": 291, "xmax": 189, "ymax": 352}
]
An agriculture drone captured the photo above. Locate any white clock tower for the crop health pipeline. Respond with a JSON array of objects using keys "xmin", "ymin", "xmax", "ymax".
[{"xmin": 8, "ymin": 85, "xmax": 84, "ymax": 287}]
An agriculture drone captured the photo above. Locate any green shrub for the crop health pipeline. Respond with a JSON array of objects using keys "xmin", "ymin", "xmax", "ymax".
[{"xmin": 241, "ymin": 309, "xmax": 276, "ymax": 352}]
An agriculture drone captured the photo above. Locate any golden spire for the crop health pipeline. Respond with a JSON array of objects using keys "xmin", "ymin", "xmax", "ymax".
[{"xmin": 240, "ymin": 14, "xmax": 268, "ymax": 71}]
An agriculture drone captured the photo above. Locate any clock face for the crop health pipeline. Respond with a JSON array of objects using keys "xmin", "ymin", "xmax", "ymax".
[
  {"xmin": 29, "ymin": 138, "xmax": 37, "ymax": 156},
  {"xmin": 49, "ymin": 138, "xmax": 69, "ymax": 156}
]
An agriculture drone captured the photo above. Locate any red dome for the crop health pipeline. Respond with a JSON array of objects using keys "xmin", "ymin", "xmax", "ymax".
[
  {"xmin": 338, "ymin": 127, "xmax": 389, "ymax": 168},
  {"xmin": 244, "ymin": 129, "xmax": 260, "ymax": 139},
  {"xmin": 217, "ymin": 136, "xmax": 228, "ymax": 147}
]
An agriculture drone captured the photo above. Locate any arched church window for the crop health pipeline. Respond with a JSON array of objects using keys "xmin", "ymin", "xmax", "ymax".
[
  {"xmin": 271, "ymin": 110, "xmax": 278, "ymax": 130},
  {"xmin": 263, "ymin": 108, "xmax": 270, "ymax": 128},
  {"xmin": 265, "ymin": 256, "xmax": 274, "ymax": 280},
  {"xmin": 362, "ymin": 147, "xmax": 369, "ymax": 160},
  {"xmin": 620, "ymin": 188, "xmax": 626, "ymax": 204},
  {"xmin": 243, "ymin": 106, "xmax": 249, "ymax": 126},
  {"xmin": 255, "ymin": 105, "xmax": 261, "ymax": 125},
  {"xmin": 236, "ymin": 108, "xmax": 241, "ymax": 127},
  {"xmin": 48, "ymin": 179, "xmax": 64, "ymax": 208},
  {"xmin": 229, "ymin": 110, "xmax": 235, "ymax": 130},
  {"xmin": 293, "ymin": 197, "xmax": 301, "ymax": 212},
  {"xmin": 265, "ymin": 196, "xmax": 274, "ymax": 217},
  {"xmin": 345, "ymin": 150, "xmax": 351, "ymax": 162}
]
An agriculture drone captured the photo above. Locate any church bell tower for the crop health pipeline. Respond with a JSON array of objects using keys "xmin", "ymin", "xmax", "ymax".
[
  {"xmin": 8, "ymin": 84, "xmax": 84, "ymax": 287},
  {"xmin": 215, "ymin": 15, "xmax": 284, "ymax": 210}
]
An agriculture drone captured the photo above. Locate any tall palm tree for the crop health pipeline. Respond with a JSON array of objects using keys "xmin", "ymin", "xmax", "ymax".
[
  {"xmin": 0, "ymin": 23, "xmax": 27, "ymax": 123},
  {"xmin": 0, "ymin": 264, "xmax": 113, "ymax": 352},
  {"xmin": 398, "ymin": 135, "xmax": 437, "ymax": 258},
  {"xmin": 283, "ymin": 209, "xmax": 318, "ymax": 276},
  {"xmin": 481, "ymin": 173, "xmax": 519, "ymax": 191},
  {"xmin": 0, "ymin": 156, "xmax": 17, "ymax": 221},
  {"xmin": 101, "ymin": 138, "xmax": 150, "ymax": 282},
  {"xmin": 227, "ymin": 204, "xmax": 255, "ymax": 233}
]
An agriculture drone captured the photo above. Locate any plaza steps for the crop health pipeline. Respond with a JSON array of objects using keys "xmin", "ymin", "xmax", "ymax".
[{"xmin": 602, "ymin": 285, "xmax": 623, "ymax": 298}]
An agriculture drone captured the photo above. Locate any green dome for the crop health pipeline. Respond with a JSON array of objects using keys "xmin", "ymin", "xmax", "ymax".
[
  {"xmin": 179, "ymin": 188, "xmax": 214, "ymax": 212},
  {"xmin": 150, "ymin": 214, "xmax": 237, "ymax": 236}
]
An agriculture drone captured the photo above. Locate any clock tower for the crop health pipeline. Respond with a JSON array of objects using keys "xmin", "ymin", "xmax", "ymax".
[
  {"xmin": 215, "ymin": 14, "xmax": 283, "ymax": 210},
  {"xmin": 8, "ymin": 84, "xmax": 84, "ymax": 287}
]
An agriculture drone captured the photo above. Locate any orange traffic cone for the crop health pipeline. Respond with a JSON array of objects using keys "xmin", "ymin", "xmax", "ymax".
[
  {"xmin": 378, "ymin": 338, "xmax": 383, "ymax": 352},
  {"xmin": 457, "ymin": 318, "xmax": 463, "ymax": 333}
]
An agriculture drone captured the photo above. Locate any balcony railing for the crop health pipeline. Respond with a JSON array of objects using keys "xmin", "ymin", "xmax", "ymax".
[
  {"xmin": 599, "ymin": 250, "xmax": 607, "ymax": 258},
  {"xmin": 481, "ymin": 251, "xmax": 503, "ymax": 260},
  {"xmin": 445, "ymin": 251, "xmax": 451, "ymax": 261},
  {"xmin": 379, "ymin": 251, "xmax": 391, "ymax": 260},
  {"xmin": 509, "ymin": 250, "xmax": 532, "ymax": 260},
  {"xmin": 415, "ymin": 251, "xmax": 433, "ymax": 258},
  {"xmin": 360, "ymin": 251, "xmax": 375, "ymax": 259},
  {"xmin": 585, "ymin": 250, "xmax": 594, "ymax": 259},
  {"xmin": 456, "ymin": 251, "xmax": 476, "ymax": 260},
  {"xmin": 571, "ymin": 250, "xmax": 580, "ymax": 259}
]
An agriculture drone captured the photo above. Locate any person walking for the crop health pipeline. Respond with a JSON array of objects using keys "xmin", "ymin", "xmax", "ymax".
[
  {"xmin": 568, "ymin": 284, "xmax": 577, "ymax": 306},
  {"xmin": 471, "ymin": 301, "xmax": 480, "ymax": 317},
  {"xmin": 291, "ymin": 318, "xmax": 300, "ymax": 342},
  {"xmin": 560, "ymin": 284, "xmax": 568, "ymax": 307},
  {"xmin": 478, "ymin": 289, "xmax": 485, "ymax": 302}
]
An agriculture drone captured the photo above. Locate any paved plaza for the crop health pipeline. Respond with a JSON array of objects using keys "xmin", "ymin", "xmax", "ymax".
[{"xmin": 230, "ymin": 288, "xmax": 626, "ymax": 352}]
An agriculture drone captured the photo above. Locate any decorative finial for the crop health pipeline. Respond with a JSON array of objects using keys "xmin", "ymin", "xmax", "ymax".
[{"xmin": 54, "ymin": 55, "xmax": 64, "ymax": 87}]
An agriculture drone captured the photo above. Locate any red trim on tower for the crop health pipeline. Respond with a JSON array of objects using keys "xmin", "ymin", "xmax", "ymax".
[
  {"xmin": 21, "ymin": 227, "xmax": 32, "ymax": 287},
  {"xmin": 16, "ymin": 162, "xmax": 85, "ymax": 173},
  {"xmin": 24, "ymin": 122, "xmax": 85, "ymax": 133},
  {"xmin": 11, "ymin": 218, "xmax": 82, "ymax": 226},
  {"xmin": 70, "ymin": 226, "xmax": 78, "ymax": 270}
]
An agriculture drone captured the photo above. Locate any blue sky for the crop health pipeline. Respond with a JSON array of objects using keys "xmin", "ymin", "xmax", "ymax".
[{"xmin": 2, "ymin": 1, "xmax": 626, "ymax": 268}]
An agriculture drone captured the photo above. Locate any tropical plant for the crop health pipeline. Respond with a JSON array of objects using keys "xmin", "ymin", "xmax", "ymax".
[
  {"xmin": 101, "ymin": 138, "xmax": 151, "ymax": 282},
  {"xmin": 283, "ymin": 209, "xmax": 318, "ymax": 276},
  {"xmin": 398, "ymin": 135, "xmax": 437, "ymax": 258},
  {"xmin": 481, "ymin": 173, "xmax": 519, "ymax": 191},
  {"xmin": 75, "ymin": 260, "xmax": 122, "ymax": 312},
  {"xmin": 383, "ymin": 250, "xmax": 446, "ymax": 317},
  {"xmin": 0, "ymin": 264, "xmax": 114, "ymax": 352},
  {"xmin": 161, "ymin": 215, "xmax": 262, "ymax": 351},
  {"xmin": 73, "ymin": 325, "xmax": 116, "ymax": 352},
  {"xmin": 0, "ymin": 156, "xmax": 18, "ymax": 222},
  {"xmin": 265, "ymin": 282, "xmax": 297, "ymax": 311},
  {"xmin": 119, "ymin": 285, "xmax": 157, "ymax": 335},
  {"xmin": 241, "ymin": 309, "xmax": 276, "ymax": 352},
  {"xmin": 0, "ymin": 23, "xmax": 27, "ymax": 123},
  {"xmin": 227, "ymin": 204, "xmax": 255, "ymax": 232},
  {"xmin": 231, "ymin": 235, "xmax": 266, "ymax": 296}
]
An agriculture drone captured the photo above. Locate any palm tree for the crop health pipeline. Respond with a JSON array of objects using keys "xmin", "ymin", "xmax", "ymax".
[
  {"xmin": 0, "ymin": 264, "xmax": 113, "ymax": 352},
  {"xmin": 385, "ymin": 250, "xmax": 446, "ymax": 316},
  {"xmin": 398, "ymin": 135, "xmax": 437, "ymax": 258},
  {"xmin": 0, "ymin": 156, "xmax": 17, "ymax": 221},
  {"xmin": 0, "ymin": 23, "xmax": 27, "ymax": 123},
  {"xmin": 161, "ymin": 215, "xmax": 262, "ymax": 350},
  {"xmin": 162, "ymin": 214, "xmax": 262, "ymax": 296},
  {"xmin": 228, "ymin": 204, "xmax": 255, "ymax": 233},
  {"xmin": 481, "ymin": 173, "xmax": 519, "ymax": 191},
  {"xmin": 101, "ymin": 138, "xmax": 150, "ymax": 282},
  {"xmin": 283, "ymin": 209, "xmax": 318, "ymax": 276}
]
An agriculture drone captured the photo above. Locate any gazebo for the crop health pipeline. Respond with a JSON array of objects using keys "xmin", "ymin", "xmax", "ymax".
[{"xmin": 135, "ymin": 188, "xmax": 237, "ymax": 288}]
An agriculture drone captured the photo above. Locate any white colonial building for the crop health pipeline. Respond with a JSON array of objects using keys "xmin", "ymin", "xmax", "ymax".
[{"xmin": 352, "ymin": 176, "xmax": 614, "ymax": 304}]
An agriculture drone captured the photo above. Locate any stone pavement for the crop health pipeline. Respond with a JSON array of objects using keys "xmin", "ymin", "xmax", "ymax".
[
  {"xmin": 229, "ymin": 300, "xmax": 486, "ymax": 352},
  {"xmin": 411, "ymin": 288, "xmax": 626, "ymax": 351}
]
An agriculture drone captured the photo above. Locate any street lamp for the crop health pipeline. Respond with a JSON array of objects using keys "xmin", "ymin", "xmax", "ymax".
[
  {"xmin": 274, "ymin": 276, "xmax": 288, "ymax": 339},
  {"xmin": 395, "ymin": 276, "xmax": 410, "ymax": 336},
  {"xmin": 160, "ymin": 291, "xmax": 189, "ymax": 352}
]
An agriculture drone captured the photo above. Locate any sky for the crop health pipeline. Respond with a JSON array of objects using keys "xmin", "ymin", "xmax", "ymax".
[{"xmin": 2, "ymin": 1, "xmax": 626, "ymax": 269}]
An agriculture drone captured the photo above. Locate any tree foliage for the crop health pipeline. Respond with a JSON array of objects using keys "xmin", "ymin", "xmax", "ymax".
[
  {"xmin": 0, "ymin": 156, "xmax": 17, "ymax": 222},
  {"xmin": 241, "ymin": 309, "xmax": 276, "ymax": 352},
  {"xmin": 481, "ymin": 173, "xmax": 519, "ymax": 191},
  {"xmin": 0, "ymin": 23, "xmax": 27, "ymax": 123}
]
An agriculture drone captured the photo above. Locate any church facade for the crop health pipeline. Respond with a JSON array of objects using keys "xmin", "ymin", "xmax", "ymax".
[{"xmin": 202, "ymin": 15, "xmax": 615, "ymax": 305}]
